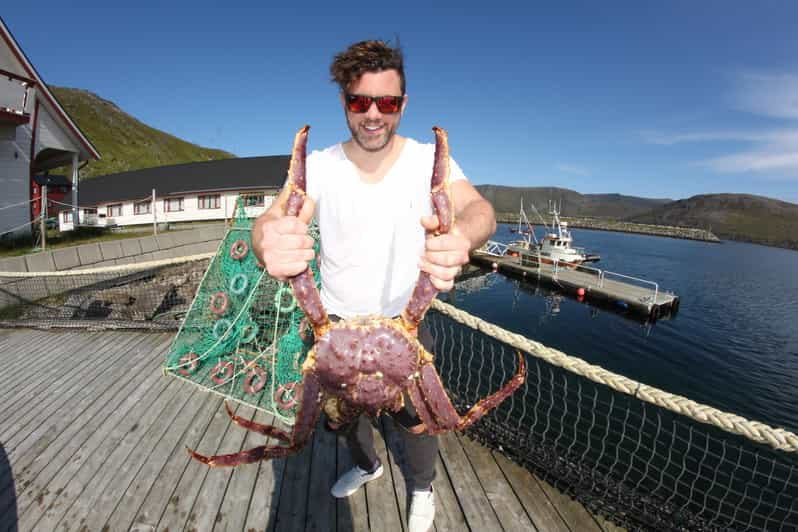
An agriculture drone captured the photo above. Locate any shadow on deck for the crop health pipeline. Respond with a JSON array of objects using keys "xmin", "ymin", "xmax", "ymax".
[{"xmin": 0, "ymin": 329, "xmax": 622, "ymax": 531}]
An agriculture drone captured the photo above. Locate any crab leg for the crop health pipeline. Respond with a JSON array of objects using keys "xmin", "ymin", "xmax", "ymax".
[
  {"xmin": 402, "ymin": 126, "xmax": 454, "ymax": 331},
  {"xmin": 222, "ymin": 401, "xmax": 291, "ymax": 442},
  {"xmin": 408, "ymin": 351, "xmax": 526, "ymax": 435},
  {"xmin": 187, "ymin": 371, "xmax": 323, "ymax": 467},
  {"xmin": 406, "ymin": 377, "xmax": 444, "ymax": 433},
  {"xmin": 282, "ymin": 125, "xmax": 329, "ymax": 336}
]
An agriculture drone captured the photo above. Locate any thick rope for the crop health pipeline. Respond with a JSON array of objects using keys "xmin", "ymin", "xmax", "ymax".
[{"xmin": 431, "ymin": 298, "xmax": 798, "ymax": 453}]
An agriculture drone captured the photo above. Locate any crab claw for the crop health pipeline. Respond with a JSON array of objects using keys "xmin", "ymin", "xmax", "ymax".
[{"xmin": 284, "ymin": 125, "xmax": 310, "ymax": 216}]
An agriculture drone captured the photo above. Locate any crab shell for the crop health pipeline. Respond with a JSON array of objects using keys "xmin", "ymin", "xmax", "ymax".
[{"xmin": 303, "ymin": 316, "xmax": 429, "ymax": 417}]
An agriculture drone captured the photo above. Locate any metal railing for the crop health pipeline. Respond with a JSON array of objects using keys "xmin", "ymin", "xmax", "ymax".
[
  {"xmin": 601, "ymin": 270, "xmax": 659, "ymax": 303},
  {"xmin": 480, "ymin": 240, "xmax": 509, "ymax": 257}
]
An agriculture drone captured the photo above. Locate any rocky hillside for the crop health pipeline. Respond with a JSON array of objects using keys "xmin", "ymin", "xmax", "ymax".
[
  {"xmin": 475, "ymin": 185, "xmax": 671, "ymax": 219},
  {"xmin": 51, "ymin": 86, "xmax": 234, "ymax": 178},
  {"xmin": 627, "ymin": 194, "xmax": 798, "ymax": 250}
]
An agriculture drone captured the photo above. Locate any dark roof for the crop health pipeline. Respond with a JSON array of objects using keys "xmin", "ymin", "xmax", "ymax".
[
  {"xmin": 78, "ymin": 156, "xmax": 289, "ymax": 206},
  {"xmin": 34, "ymin": 174, "xmax": 71, "ymax": 186}
]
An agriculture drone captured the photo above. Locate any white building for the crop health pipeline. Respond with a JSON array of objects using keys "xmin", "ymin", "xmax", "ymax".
[
  {"xmin": 0, "ymin": 17, "xmax": 100, "ymax": 238},
  {"xmin": 62, "ymin": 155, "xmax": 289, "ymax": 230}
]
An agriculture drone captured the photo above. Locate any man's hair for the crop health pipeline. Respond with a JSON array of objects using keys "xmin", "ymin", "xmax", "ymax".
[{"xmin": 330, "ymin": 40, "xmax": 405, "ymax": 94}]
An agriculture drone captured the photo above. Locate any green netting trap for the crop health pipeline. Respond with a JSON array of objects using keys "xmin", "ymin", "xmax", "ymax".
[{"xmin": 162, "ymin": 199, "xmax": 319, "ymax": 425}]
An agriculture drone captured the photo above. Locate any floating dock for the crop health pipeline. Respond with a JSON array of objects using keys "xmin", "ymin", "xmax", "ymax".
[{"xmin": 471, "ymin": 248, "xmax": 679, "ymax": 320}]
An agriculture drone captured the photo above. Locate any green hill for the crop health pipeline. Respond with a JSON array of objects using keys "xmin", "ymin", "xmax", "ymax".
[
  {"xmin": 627, "ymin": 193, "xmax": 798, "ymax": 250},
  {"xmin": 475, "ymin": 185, "xmax": 671, "ymax": 219},
  {"xmin": 50, "ymin": 86, "xmax": 235, "ymax": 178}
]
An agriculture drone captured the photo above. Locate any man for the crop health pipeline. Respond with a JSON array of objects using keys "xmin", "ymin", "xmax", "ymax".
[{"xmin": 252, "ymin": 40, "xmax": 495, "ymax": 532}]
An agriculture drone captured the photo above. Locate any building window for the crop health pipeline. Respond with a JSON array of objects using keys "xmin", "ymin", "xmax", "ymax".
[
  {"xmin": 62, "ymin": 211, "xmax": 73, "ymax": 223},
  {"xmin": 242, "ymin": 193, "xmax": 264, "ymax": 207},
  {"xmin": 198, "ymin": 194, "xmax": 221, "ymax": 209},
  {"xmin": 165, "ymin": 197, "xmax": 184, "ymax": 212},
  {"xmin": 107, "ymin": 204, "xmax": 123, "ymax": 217},
  {"xmin": 134, "ymin": 200, "xmax": 151, "ymax": 215}
]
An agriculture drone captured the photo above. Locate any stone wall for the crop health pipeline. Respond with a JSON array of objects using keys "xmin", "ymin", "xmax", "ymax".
[{"xmin": 0, "ymin": 224, "xmax": 226, "ymax": 273}]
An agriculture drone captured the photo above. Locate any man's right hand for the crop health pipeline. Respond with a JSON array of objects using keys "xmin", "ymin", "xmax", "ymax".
[{"xmin": 251, "ymin": 197, "xmax": 316, "ymax": 282}]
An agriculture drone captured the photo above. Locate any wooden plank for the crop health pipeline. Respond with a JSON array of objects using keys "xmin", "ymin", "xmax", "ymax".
[
  {"xmin": 156, "ymin": 401, "xmax": 244, "ymax": 531},
  {"xmin": 0, "ymin": 331, "xmax": 96, "ymax": 412},
  {"xmin": 104, "ymin": 391, "xmax": 221, "ymax": 530},
  {"xmin": 185, "ymin": 404, "xmax": 256, "ymax": 531},
  {"xmin": 2, "ymin": 334, "xmax": 169, "ymax": 518},
  {"xmin": 116, "ymin": 393, "xmax": 223, "ymax": 531},
  {"xmin": 242, "ymin": 414, "xmax": 288, "ymax": 532},
  {"xmin": 2, "ymin": 332, "xmax": 147, "ymax": 453},
  {"xmin": 0, "ymin": 332, "xmax": 132, "ymax": 440},
  {"xmin": 271, "ymin": 426, "xmax": 313, "ymax": 531},
  {"xmin": 364, "ymin": 417, "xmax": 404, "ymax": 532},
  {"xmin": 537, "ymin": 476, "xmax": 605, "ymax": 532},
  {"xmin": 491, "ymin": 451, "xmax": 571, "ymax": 532},
  {"xmin": 429, "ymin": 453, "xmax": 468, "ymax": 532},
  {"xmin": 214, "ymin": 408, "xmax": 276, "ymax": 532},
  {"xmin": 6, "ymin": 334, "xmax": 169, "ymax": 491},
  {"xmin": 305, "ymin": 418, "xmax": 338, "ymax": 532},
  {"xmin": 335, "ymin": 429, "xmax": 368, "ymax": 532},
  {"xmin": 56, "ymin": 380, "xmax": 203, "ymax": 531},
  {"xmin": 0, "ymin": 330, "xmax": 69, "ymax": 392},
  {"xmin": 0, "ymin": 331, "xmax": 96, "ymax": 400},
  {"xmin": 456, "ymin": 433, "xmax": 536, "ymax": 531},
  {"xmin": 437, "ymin": 430, "xmax": 503, "ymax": 530},
  {"xmin": 17, "ymin": 370, "xmax": 184, "ymax": 529}
]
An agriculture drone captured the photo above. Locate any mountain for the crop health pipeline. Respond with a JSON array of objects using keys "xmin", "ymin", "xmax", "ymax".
[
  {"xmin": 475, "ymin": 185, "xmax": 671, "ymax": 219},
  {"xmin": 626, "ymin": 193, "xmax": 798, "ymax": 250},
  {"xmin": 50, "ymin": 86, "xmax": 235, "ymax": 178}
]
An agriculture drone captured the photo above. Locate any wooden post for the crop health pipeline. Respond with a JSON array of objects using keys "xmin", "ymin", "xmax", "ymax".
[
  {"xmin": 41, "ymin": 183, "xmax": 47, "ymax": 250},
  {"xmin": 152, "ymin": 188, "xmax": 157, "ymax": 235},
  {"xmin": 71, "ymin": 152, "xmax": 79, "ymax": 229}
]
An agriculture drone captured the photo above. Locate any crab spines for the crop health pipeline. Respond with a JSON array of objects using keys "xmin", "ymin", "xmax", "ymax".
[
  {"xmin": 407, "ymin": 351, "xmax": 527, "ymax": 436},
  {"xmin": 187, "ymin": 371, "xmax": 323, "ymax": 468},
  {"xmin": 401, "ymin": 127, "xmax": 454, "ymax": 330},
  {"xmin": 281, "ymin": 125, "xmax": 330, "ymax": 333},
  {"xmin": 431, "ymin": 126, "xmax": 454, "ymax": 234},
  {"xmin": 291, "ymin": 269, "xmax": 329, "ymax": 333},
  {"xmin": 284, "ymin": 125, "xmax": 310, "ymax": 217}
]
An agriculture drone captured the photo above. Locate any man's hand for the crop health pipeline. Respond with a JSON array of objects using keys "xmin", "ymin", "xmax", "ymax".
[
  {"xmin": 419, "ymin": 215, "xmax": 471, "ymax": 292},
  {"xmin": 251, "ymin": 198, "xmax": 316, "ymax": 282}
]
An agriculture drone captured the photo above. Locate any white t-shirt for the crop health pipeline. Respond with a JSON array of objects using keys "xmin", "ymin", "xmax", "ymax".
[{"xmin": 306, "ymin": 138, "xmax": 467, "ymax": 319}]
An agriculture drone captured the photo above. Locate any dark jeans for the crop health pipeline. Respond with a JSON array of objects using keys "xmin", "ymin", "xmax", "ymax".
[{"xmin": 334, "ymin": 317, "xmax": 438, "ymax": 491}]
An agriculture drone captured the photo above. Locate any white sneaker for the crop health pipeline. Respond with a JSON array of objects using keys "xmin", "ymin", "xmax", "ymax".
[
  {"xmin": 408, "ymin": 486, "xmax": 435, "ymax": 532},
  {"xmin": 330, "ymin": 462, "xmax": 383, "ymax": 498}
]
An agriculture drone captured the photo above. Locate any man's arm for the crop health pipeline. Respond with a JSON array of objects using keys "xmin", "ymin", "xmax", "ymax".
[
  {"xmin": 419, "ymin": 180, "xmax": 496, "ymax": 291},
  {"xmin": 251, "ymin": 186, "xmax": 315, "ymax": 281}
]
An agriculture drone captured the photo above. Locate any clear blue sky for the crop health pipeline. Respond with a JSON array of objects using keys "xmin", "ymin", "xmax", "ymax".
[{"xmin": 5, "ymin": 2, "xmax": 798, "ymax": 202}]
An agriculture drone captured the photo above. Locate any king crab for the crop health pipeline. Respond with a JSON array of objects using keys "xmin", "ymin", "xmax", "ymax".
[{"xmin": 188, "ymin": 125, "xmax": 526, "ymax": 467}]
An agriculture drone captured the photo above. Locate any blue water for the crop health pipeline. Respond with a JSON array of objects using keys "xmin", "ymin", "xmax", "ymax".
[{"xmin": 450, "ymin": 224, "xmax": 798, "ymax": 432}]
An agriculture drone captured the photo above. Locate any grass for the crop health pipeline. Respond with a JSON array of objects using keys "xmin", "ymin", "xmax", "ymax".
[
  {"xmin": 0, "ymin": 227, "xmax": 152, "ymax": 258},
  {"xmin": 49, "ymin": 87, "xmax": 234, "ymax": 178}
]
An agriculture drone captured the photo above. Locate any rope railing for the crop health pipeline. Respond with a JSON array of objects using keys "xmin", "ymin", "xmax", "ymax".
[{"xmin": 431, "ymin": 298, "xmax": 798, "ymax": 453}]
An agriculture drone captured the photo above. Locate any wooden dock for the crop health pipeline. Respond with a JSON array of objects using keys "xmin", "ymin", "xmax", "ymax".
[
  {"xmin": 470, "ymin": 251, "xmax": 679, "ymax": 320},
  {"xmin": 0, "ymin": 328, "xmax": 624, "ymax": 532}
]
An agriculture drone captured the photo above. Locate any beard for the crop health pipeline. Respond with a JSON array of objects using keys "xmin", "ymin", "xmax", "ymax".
[{"xmin": 346, "ymin": 114, "xmax": 400, "ymax": 153}]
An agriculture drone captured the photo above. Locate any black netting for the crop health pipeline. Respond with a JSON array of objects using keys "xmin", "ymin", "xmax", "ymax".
[{"xmin": 427, "ymin": 311, "xmax": 798, "ymax": 532}]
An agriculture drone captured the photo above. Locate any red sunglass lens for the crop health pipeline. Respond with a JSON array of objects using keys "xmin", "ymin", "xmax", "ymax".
[
  {"xmin": 346, "ymin": 95, "xmax": 371, "ymax": 113},
  {"xmin": 376, "ymin": 96, "xmax": 401, "ymax": 113}
]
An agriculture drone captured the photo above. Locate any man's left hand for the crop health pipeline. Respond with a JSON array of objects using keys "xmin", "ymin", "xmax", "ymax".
[{"xmin": 419, "ymin": 215, "xmax": 471, "ymax": 292}]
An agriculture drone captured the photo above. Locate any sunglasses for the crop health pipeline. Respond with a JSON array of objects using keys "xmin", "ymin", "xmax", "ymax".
[{"xmin": 344, "ymin": 93, "xmax": 404, "ymax": 114}]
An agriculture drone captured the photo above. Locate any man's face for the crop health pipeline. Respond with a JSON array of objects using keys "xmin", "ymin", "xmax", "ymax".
[{"xmin": 343, "ymin": 69, "xmax": 406, "ymax": 153}]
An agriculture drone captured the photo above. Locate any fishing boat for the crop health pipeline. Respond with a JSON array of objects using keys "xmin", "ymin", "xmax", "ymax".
[{"xmin": 507, "ymin": 200, "xmax": 600, "ymax": 267}]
